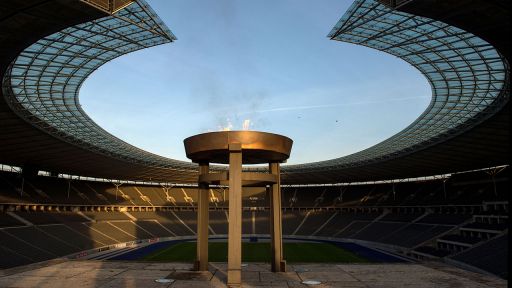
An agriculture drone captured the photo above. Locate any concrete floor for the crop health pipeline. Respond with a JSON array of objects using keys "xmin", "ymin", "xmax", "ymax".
[{"xmin": 0, "ymin": 260, "xmax": 506, "ymax": 288}]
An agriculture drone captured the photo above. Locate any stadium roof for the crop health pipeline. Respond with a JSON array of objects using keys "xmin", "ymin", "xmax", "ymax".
[
  {"xmin": 282, "ymin": 0, "xmax": 510, "ymax": 183},
  {"xmin": 0, "ymin": 0, "xmax": 509, "ymax": 184}
]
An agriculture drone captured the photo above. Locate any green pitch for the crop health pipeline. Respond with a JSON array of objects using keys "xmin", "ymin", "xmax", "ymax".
[{"xmin": 142, "ymin": 242, "xmax": 370, "ymax": 263}]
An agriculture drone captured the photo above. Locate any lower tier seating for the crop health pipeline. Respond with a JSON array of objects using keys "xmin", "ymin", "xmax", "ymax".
[
  {"xmin": 450, "ymin": 234, "xmax": 508, "ymax": 279},
  {"xmin": 0, "ymin": 203, "xmax": 507, "ymax": 280}
]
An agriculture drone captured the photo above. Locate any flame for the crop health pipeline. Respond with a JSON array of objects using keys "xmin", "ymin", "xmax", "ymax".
[
  {"xmin": 219, "ymin": 119, "xmax": 233, "ymax": 131},
  {"xmin": 216, "ymin": 119, "xmax": 251, "ymax": 131},
  {"xmin": 242, "ymin": 119, "xmax": 251, "ymax": 130}
]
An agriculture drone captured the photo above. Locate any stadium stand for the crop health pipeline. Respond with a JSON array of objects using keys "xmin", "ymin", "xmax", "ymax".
[
  {"xmin": 133, "ymin": 220, "xmax": 175, "ymax": 238},
  {"xmin": 63, "ymin": 222, "xmax": 117, "ymax": 246},
  {"xmin": 0, "ymin": 213, "xmax": 24, "ymax": 227},
  {"xmin": 351, "ymin": 221, "xmax": 408, "ymax": 242},
  {"xmin": 11, "ymin": 211, "xmax": 87, "ymax": 224},
  {"xmin": 254, "ymin": 210, "xmax": 270, "ymax": 235},
  {"xmin": 241, "ymin": 211, "xmax": 253, "ymax": 235},
  {"xmin": 314, "ymin": 211, "xmax": 380, "ymax": 237},
  {"xmin": 129, "ymin": 211, "xmax": 192, "ymax": 236},
  {"xmin": 294, "ymin": 210, "xmax": 337, "ymax": 236},
  {"xmin": 282, "ymin": 210, "xmax": 308, "ymax": 235},
  {"xmin": 410, "ymin": 200, "xmax": 508, "ymax": 273},
  {"xmin": 0, "ymin": 167, "xmax": 509, "ymax": 279},
  {"xmin": 0, "ymin": 229, "xmax": 56, "ymax": 264},
  {"xmin": 209, "ymin": 210, "xmax": 229, "ymax": 235},
  {"xmin": 380, "ymin": 224, "xmax": 453, "ymax": 248},
  {"xmin": 450, "ymin": 234, "xmax": 508, "ymax": 279}
]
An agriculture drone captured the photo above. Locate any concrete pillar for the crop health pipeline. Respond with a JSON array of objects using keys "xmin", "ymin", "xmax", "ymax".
[
  {"xmin": 227, "ymin": 143, "xmax": 242, "ymax": 287},
  {"xmin": 269, "ymin": 162, "xmax": 285, "ymax": 272},
  {"xmin": 196, "ymin": 162, "xmax": 210, "ymax": 271}
]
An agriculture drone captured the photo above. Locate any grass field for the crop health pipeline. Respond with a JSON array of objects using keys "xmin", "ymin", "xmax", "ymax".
[{"xmin": 142, "ymin": 242, "xmax": 370, "ymax": 263}]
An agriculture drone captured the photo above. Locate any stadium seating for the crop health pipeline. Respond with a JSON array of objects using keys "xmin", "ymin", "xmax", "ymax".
[
  {"xmin": 314, "ymin": 212, "xmax": 380, "ymax": 237},
  {"xmin": 351, "ymin": 222, "xmax": 408, "ymax": 242},
  {"xmin": 0, "ymin": 229, "xmax": 55, "ymax": 264},
  {"xmin": 410, "ymin": 204, "xmax": 508, "ymax": 271},
  {"xmin": 0, "ymin": 213, "xmax": 24, "ymax": 227},
  {"xmin": 209, "ymin": 210, "xmax": 228, "ymax": 234},
  {"xmin": 254, "ymin": 210, "xmax": 270, "ymax": 235},
  {"xmin": 0, "ymin": 168, "xmax": 508, "ymax": 279},
  {"xmin": 294, "ymin": 210, "xmax": 336, "ymax": 236},
  {"xmin": 64, "ymin": 222, "xmax": 118, "ymax": 246},
  {"xmin": 133, "ymin": 220, "xmax": 174, "ymax": 238},
  {"xmin": 282, "ymin": 210, "xmax": 308, "ymax": 235},
  {"xmin": 450, "ymin": 234, "xmax": 508, "ymax": 279},
  {"xmin": 380, "ymin": 224, "xmax": 452, "ymax": 248}
]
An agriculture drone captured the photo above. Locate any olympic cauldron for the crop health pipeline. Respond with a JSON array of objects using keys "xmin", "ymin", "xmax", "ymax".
[{"xmin": 184, "ymin": 131, "xmax": 292, "ymax": 287}]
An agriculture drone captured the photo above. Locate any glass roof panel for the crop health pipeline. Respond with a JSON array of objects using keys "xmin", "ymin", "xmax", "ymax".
[{"xmin": 290, "ymin": 0, "xmax": 508, "ymax": 171}]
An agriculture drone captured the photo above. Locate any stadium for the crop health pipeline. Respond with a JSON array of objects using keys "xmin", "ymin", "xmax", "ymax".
[{"xmin": 0, "ymin": 0, "xmax": 509, "ymax": 287}]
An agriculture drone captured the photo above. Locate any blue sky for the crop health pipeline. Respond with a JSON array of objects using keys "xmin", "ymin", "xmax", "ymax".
[{"xmin": 80, "ymin": 0, "xmax": 430, "ymax": 165}]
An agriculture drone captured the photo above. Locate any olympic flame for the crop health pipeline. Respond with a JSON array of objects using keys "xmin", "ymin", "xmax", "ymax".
[
  {"xmin": 219, "ymin": 119, "xmax": 233, "ymax": 131},
  {"xmin": 242, "ymin": 119, "xmax": 251, "ymax": 130},
  {"xmin": 217, "ymin": 119, "xmax": 251, "ymax": 131}
]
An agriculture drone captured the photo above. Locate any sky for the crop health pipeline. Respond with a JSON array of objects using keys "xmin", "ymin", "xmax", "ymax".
[{"xmin": 80, "ymin": 0, "xmax": 431, "ymax": 165}]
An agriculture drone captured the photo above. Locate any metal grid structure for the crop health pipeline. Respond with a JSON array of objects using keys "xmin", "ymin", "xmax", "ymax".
[
  {"xmin": 82, "ymin": 0, "xmax": 134, "ymax": 13},
  {"xmin": 2, "ymin": 0, "xmax": 196, "ymax": 173},
  {"xmin": 283, "ymin": 0, "xmax": 509, "ymax": 173},
  {"xmin": 0, "ymin": 0, "xmax": 509, "ymax": 183}
]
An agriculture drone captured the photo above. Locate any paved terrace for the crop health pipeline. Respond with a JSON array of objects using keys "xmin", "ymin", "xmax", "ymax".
[{"xmin": 0, "ymin": 260, "xmax": 506, "ymax": 288}]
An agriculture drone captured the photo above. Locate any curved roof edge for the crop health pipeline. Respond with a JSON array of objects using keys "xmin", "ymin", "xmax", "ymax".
[
  {"xmin": 282, "ymin": 0, "xmax": 509, "ymax": 175},
  {"xmin": 0, "ymin": 0, "xmax": 197, "ymax": 182},
  {"xmin": 0, "ymin": 0, "xmax": 509, "ymax": 184},
  {"xmin": 2, "ymin": 1, "xmax": 197, "ymax": 171}
]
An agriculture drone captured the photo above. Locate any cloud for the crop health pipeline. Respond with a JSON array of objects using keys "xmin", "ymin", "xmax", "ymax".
[{"xmin": 238, "ymin": 96, "xmax": 427, "ymax": 115}]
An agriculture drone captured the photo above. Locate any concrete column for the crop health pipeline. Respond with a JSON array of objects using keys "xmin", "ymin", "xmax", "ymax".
[
  {"xmin": 227, "ymin": 143, "xmax": 242, "ymax": 287},
  {"xmin": 269, "ymin": 162, "xmax": 285, "ymax": 272},
  {"xmin": 196, "ymin": 162, "xmax": 209, "ymax": 271}
]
